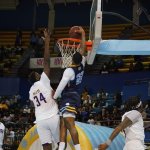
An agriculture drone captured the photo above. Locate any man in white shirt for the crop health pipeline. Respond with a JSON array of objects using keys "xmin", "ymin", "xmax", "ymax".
[
  {"xmin": 0, "ymin": 122, "xmax": 5, "ymax": 150},
  {"xmin": 53, "ymin": 27, "xmax": 86, "ymax": 150},
  {"xmin": 99, "ymin": 96, "xmax": 148, "ymax": 150},
  {"xmin": 29, "ymin": 29, "xmax": 59, "ymax": 150}
]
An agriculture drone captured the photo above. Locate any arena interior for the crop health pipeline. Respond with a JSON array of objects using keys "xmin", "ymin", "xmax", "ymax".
[{"xmin": 0, "ymin": 0, "xmax": 150, "ymax": 149}]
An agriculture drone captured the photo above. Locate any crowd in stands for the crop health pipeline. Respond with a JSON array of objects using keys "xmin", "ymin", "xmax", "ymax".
[
  {"xmin": 0, "ymin": 29, "xmax": 26, "ymax": 77},
  {"xmin": 0, "ymin": 86, "xmax": 149, "ymax": 149},
  {"xmin": 0, "ymin": 45, "xmax": 24, "ymax": 77},
  {"xmin": 0, "ymin": 28, "xmax": 46, "ymax": 76},
  {"xmin": 100, "ymin": 55, "xmax": 150, "ymax": 74},
  {"xmin": 0, "ymin": 94, "xmax": 35, "ymax": 149},
  {"xmin": 29, "ymin": 30, "xmax": 46, "ymax": 58},
  {"xmin": 1, "ymin": 27, "xmax": 150, "ymax": 77}
]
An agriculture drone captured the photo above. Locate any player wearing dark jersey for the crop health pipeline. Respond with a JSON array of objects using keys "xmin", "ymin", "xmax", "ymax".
[
  {"xmin": 59, "ymin": 63, "xmax": 84, "ymax": 115},
  {"xmin": 53, "ymin": 27, "xmax": 86, "ymax": 150}
]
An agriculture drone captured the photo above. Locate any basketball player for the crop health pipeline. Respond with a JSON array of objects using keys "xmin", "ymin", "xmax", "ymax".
[
  {"xmin": 53, "ymin": 26, "xmax": 86, "ymax": 150},
  {"xmin": 98, "ymin": 96, "xmax": 148, "ymax": 150},
  {"xmin": 29, "ymin": 29, "xmax": 59, "ymax": 150},
  {"xmin": 0, "ymin": 121, "xmax": 5, "ymax": 150}
]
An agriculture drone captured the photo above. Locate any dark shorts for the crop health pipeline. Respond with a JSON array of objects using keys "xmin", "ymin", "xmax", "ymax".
[{"xmin": 59, "ymin": 91, "xmax": 81, "ymax": 115}]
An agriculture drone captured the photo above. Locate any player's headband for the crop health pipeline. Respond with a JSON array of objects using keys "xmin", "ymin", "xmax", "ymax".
[{"xmin": 135, "ymin": 101, "xmax": 142, "ymax": 109}]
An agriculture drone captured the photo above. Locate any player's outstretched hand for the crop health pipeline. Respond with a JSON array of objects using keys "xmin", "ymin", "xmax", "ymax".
[
  {"xmin": 75, "ymin": 26, "xmax": 85, "ymax": 35},
  {"xmin": 98, "ymin": 143, "xmax": 108, "ymax": 150},
  {"xmin": 43, "ymin": 28, "xmax": 50, "ymax": 42}
]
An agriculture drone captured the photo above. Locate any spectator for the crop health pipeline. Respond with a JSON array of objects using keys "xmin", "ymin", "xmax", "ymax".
[
  {"xmin": 134, "ymin": 55, "xmax": 142, "ymax": 62},
  {"xmin": 80, "ymin": 107, "xmax": 89, "ymax": 122},
  {"xmin": 100, "ymin": 63, "xmax": 109, "ymax": 74},
  {"xmin": 6, "ymin": 126, "xmax": 15, "ymax": 145},
  {"xmin": 4, "ymin": 59, "xmax": 12, "ymax": 69},
  {"xmin": 0, "ymin": 101, "xmax": 8, "ymax": 110},
  {"xmin": 30, "ymin": 31, "xmax": 37, "ymax": 48},
  {"xmin": 134, "ymin": 60, "xmax": 144, "ymax": 71},
  {"xmin": 129, "ymin": 62, "xmax": 134, "ymax": 72},
  {"xmin": 87, "ymin": 114, "xmax": 95, "ymax": 124},
  {"xmin": 15, "ymin": 29, "xmax": 22, "ymax": 47},
  {"xmin": 114, "ymin": 92, "xmax": 122, "ymax": 108},
  {"xmin": 81, "ymin": 87, "xmax": 89, "ymax": 104},
  {"xmin": 108, "ymin": 58, "xmax": 117, "ymax": 72},
  {"xmin": 115, "ymin": 56, "xmax": 124, "ymax": 69},
  {"xmin": 0, "ymin": 46, "xmax": 5, "ymax": 60}
]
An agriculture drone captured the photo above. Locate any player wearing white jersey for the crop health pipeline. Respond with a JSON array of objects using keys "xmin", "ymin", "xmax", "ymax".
[
  {"xmin": 122, "ymin": 109, "xmax": 145, "ymax": 150},
  {"xmin": 29, "ymin": 29, "xmax": 59, "ymax": 150},
  {"xmin": 0, "ymin": 122, "xmax": 5, "ymax": 150},
  {"xmin": 99, "ymin": 96, "xmax": 149, "ymax": 150}
]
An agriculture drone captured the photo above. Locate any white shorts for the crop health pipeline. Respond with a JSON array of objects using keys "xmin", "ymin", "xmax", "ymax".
[
  {"xmin": 123, "ymin": 140, "xmax": 145, "ymax": 150},
  {"xmin": 36, "ymin": 114, "xmax": 60, "ymax": 145},
  {"xmin": 60, "ymin": 111, "xmax": 75, "ymax": 118}
]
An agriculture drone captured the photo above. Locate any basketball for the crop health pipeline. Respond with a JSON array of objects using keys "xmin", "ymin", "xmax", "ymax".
[{"xmin": 69, "ymin": 26, "xmax": 82, "ymax": 39}]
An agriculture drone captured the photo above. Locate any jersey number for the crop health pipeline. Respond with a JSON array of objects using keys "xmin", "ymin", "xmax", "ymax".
[
  {"xmin": 76, "ymin": 71, "xmax": 84, "ymax": 85},
  {"xmin": 34, "ymin": 93, "xmax": 47, "ymax": 107}
]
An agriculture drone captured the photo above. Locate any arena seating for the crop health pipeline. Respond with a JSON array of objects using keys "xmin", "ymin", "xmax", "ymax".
[
  {"xmin": 130, "ymin": 25, "xmax": 150, "ymax": 40},
  {"xmin": 114, "ymin": 56, "xmax": 150, "ymax": 73},
  {"xmin": 0, "ymin": 24, "xmax": 149, "ymax": 51},
  {"xmin": 0, "ymin": 24, "xmax": 150, "ymax": 76},
  {"xmin": 102, "ymin": 23, "xmax": 130, "ymax": 39}
]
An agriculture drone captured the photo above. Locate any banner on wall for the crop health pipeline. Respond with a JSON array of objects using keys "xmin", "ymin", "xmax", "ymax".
[{"xmin": 30, "ymin": 57, "xmax": 63, "ymax": 68}]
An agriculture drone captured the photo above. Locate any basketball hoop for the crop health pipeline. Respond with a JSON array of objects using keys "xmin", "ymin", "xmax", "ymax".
[{"xmin": 57, "ymin": 38, "xmax": 81, "ymax": 68}]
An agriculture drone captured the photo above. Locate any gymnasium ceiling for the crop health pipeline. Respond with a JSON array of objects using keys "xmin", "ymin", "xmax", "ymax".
[
  {"xmin": 38, "ymin": 0, "xmax": 92, "ymax": 4},
  {"xmin": 37, "ymin": 0, "xmax": 92, "ymax": 9}
]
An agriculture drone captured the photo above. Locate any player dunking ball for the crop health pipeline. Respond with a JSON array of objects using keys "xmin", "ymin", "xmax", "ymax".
[
  {"xmin": 53, "ymin": 26, "xmax": 86, "ymax": 150},
  {"xmin": 99, "ymin": 96, "xmax": 149, "ymax": 150},
  {"xmin": 29, "ymin": 29, "xmax": 59, "ymax": 150}
]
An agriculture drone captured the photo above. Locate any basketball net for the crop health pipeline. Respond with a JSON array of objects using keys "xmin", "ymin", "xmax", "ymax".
[{"xmin": 57, "ymin": 38, "xmax": 81, "ymax": 68}]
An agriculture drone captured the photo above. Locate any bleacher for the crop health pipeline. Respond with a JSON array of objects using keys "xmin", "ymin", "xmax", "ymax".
[
  {"xmin": 0, "ymin": 54, "xmax": 21, "ymax": 76},
  {"xmin": 117, "ymin": 56, "xmax": 150, "ymax": 72},
  {"xmin": 102, "ymin": 23, "xmax": 130, "ymax": 39},
  {"xmin": 0, "ymin": 24, "xmax": 150, "ymax": 76},
  {"xmin": 0, "ymin": 24, "xmax": 149, "ymax": 51},
  {"xmin": 130, "ymin": 25, "xmax": 150, "ymax": 40}
]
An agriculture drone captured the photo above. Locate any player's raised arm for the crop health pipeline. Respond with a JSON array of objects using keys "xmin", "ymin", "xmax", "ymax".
[
  {"xmin": 53, "ymin": 68, "xmax": 73, "ymax": 99},
  {"xmin": 43, "ymin": 29, "xmax": 51, "ymax": 78},
  {"xmin": 76, "ymin": 26, "xmax": 86, "ymax": 56}
]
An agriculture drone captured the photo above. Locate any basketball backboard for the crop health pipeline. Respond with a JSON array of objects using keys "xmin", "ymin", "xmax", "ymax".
[
  {"xmin": 88, "ymin": 0, "xmax": 150, "ymax": 65},
  {"xmin": 87, "ymin": 0, "xmax": 102, "ymax": 65}
]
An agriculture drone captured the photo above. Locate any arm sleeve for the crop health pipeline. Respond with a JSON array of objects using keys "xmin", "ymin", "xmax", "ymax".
[
  {"xmin": 53, "ymin": 68, "xmax": 74, "ymax": 99},
  {"xmin": 81, "ymin": 56, "xmax": 86, "ymax": 67},
  {"xmin": 125, "ymin": 110, "xmax": 141, "ymax": 124}
]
